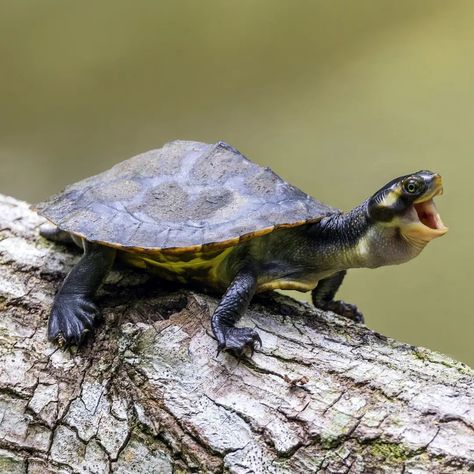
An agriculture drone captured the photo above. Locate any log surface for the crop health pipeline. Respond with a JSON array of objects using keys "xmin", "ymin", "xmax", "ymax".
[{"xmin": 0, "ymin": 194, "xmax": 472, "ymax": 473}]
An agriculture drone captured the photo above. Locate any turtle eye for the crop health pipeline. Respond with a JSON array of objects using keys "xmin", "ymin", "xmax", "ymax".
[{"xmin": 403, "ymin": 178, "xmax": 424, "ymax": 195}]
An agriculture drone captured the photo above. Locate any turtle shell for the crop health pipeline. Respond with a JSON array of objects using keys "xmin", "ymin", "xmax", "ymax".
[{"xmin": 36, "ymin": 141, "xmax": 338, "ymax": 253}]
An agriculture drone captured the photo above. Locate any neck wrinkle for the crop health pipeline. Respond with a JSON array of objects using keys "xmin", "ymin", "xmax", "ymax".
[{"xmin": 310, "ymin": 201, "xmax": 371, "ymax": 270}]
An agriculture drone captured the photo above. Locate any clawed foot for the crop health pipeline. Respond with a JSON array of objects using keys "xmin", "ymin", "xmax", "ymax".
[
  {"xmin": 217, "ymin": 327, "xmax": 262, "ymax": 357},
  {"xmin": 317, "ymin": 300, "xmax": 365, "ymax": 324},
  {"xmin": 48, "ymin": 294, "xmax": 99, "ymax": 345}
]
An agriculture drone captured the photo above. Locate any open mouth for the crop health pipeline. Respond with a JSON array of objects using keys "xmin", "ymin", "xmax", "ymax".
[
  {"xmin": 397, "ymin": 174, "xmax": 448, "ymax": 246},
  {"xmin": 406, "ymin": 180, "xmax": 448, "ymax": 241},
  {"xmin": 413, "ymin": 198, "xmax": 447, "ymax": 232}
]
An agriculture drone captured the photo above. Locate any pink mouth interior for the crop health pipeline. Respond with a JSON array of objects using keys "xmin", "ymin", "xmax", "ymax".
[{"xmin": 413, "ymin": 199, "xmax": 444, "ymax": 230}]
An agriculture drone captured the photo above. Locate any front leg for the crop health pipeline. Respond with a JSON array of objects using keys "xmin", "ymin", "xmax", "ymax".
[
  {"xmin": 48, "ymin": 241, "xmax": 116, "ymax": 345},
  {"xmin": 312, "ymin": 270, "xmax": 364, "ymax": 323},
  {"xmin": 211, "ymin": 269, "xmax": 261, "ymax": 356}
]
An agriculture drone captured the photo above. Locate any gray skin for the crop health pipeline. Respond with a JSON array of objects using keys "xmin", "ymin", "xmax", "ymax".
[{"xmin": 41, "ymin": 169, "xmax": 447, "ymax": 355}]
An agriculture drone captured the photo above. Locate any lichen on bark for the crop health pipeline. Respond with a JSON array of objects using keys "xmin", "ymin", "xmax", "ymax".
[{"xmin": 0, "ymin": 194, "xmax": 473, "ymax": 473}]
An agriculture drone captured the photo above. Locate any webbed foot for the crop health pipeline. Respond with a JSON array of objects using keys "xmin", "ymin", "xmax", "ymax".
[
  {"xmin": 217, "ymin": 327, "xmax": 262, "ymax": 357},
  {"xmin": 317, "ymin": 300, "xmax": 364, "ymax": 324},
  {"xmin": 48, "ymin": 295, "xmax": 99, "ymax": 345}
]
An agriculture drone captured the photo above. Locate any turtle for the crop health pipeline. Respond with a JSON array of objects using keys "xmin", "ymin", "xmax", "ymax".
[{"xmin": 36, "ymin": 140, "xmax": 448, "ymax": 355}]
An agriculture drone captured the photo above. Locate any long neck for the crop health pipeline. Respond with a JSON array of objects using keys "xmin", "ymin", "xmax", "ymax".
[
  {"xmin": 315, "ymin": 197, "xmax": 426, "ymax": 269},
  {"xmin": 311, "ymin": 201, "xmax": 425, "ymax": 270},
  {"xmin": 309, "ymin": 202, "xmax": 372, "ymax": 270}
]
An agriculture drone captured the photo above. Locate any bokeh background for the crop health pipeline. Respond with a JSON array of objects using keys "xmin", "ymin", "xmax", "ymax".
[{"xmin": 1, "ymin": 1, "xmax": 472, "ymax": 365}]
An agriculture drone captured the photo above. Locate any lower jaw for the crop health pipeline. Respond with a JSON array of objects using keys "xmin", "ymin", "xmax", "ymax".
[
  {"xmin": 400, "ymin": 228, "xmax": 432, "ymax": 251},
  {"xmin": 400, "ymin": 229, "xmax": 443, "ymax": 255}
]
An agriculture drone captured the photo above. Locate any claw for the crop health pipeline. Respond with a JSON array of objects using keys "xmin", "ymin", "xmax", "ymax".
[
  {"xmin": 216, "ymin": 327, "xmax": 262, "ymax": 358},
  {"xmin": 48, "ymin": 294, "xmax": 99, "ymax": 346},
  {"xmin": 249, "ymin": 333, "xmax": 262, "ymax": 357},
  {"xmin": 317, "ymin": 299, "xmax": 365, "ymax": 324}
]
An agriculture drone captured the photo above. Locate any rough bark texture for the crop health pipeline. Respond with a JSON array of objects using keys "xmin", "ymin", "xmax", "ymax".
[{"xmin": 0, "ymin": 194, "xmax": 473, "ymax": 474}]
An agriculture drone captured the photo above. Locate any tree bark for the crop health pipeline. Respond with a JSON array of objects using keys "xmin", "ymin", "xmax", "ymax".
[{"xmin": 0, "ymin": 193, "xmax": 472, "ymax": 474}]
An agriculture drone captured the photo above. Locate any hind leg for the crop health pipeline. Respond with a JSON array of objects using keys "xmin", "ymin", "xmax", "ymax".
[
  {"xmin": 48, "ymin": 241, "xmax": 116, "ymax": 345},
  {"xmin": 40, "ymin": 224, "xmax": 74, "ymax": 244}
]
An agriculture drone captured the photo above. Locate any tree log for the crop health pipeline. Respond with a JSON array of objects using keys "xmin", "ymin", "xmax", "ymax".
[{"xmin": 0, "ymin": 193, "xmax": 472, "ymax": 474}]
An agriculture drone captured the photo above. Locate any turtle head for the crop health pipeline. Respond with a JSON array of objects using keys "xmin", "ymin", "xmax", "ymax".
[{"xmin": 367, "ymin": 170, "xmax": 448, "ymax": 250}]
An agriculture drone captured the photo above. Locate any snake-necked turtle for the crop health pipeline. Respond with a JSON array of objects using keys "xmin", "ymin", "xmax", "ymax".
[{"xmin": 36, "ymin": 140, "xmax": 448, "ymax": 354}]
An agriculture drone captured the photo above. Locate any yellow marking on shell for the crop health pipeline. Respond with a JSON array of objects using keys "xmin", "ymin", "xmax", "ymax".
[
  {"xmin": 120, "ymin": 247, "xmax": 233, "ymax": 287},
  {"xmin": 61, "ymin": 218, "xmax": 320, "ymax": 254}
]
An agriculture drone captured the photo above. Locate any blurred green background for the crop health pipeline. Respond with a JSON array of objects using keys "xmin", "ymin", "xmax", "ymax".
[{"xmin": 0, "ymin": 1, "xmax": 472, "ymax": 365}]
